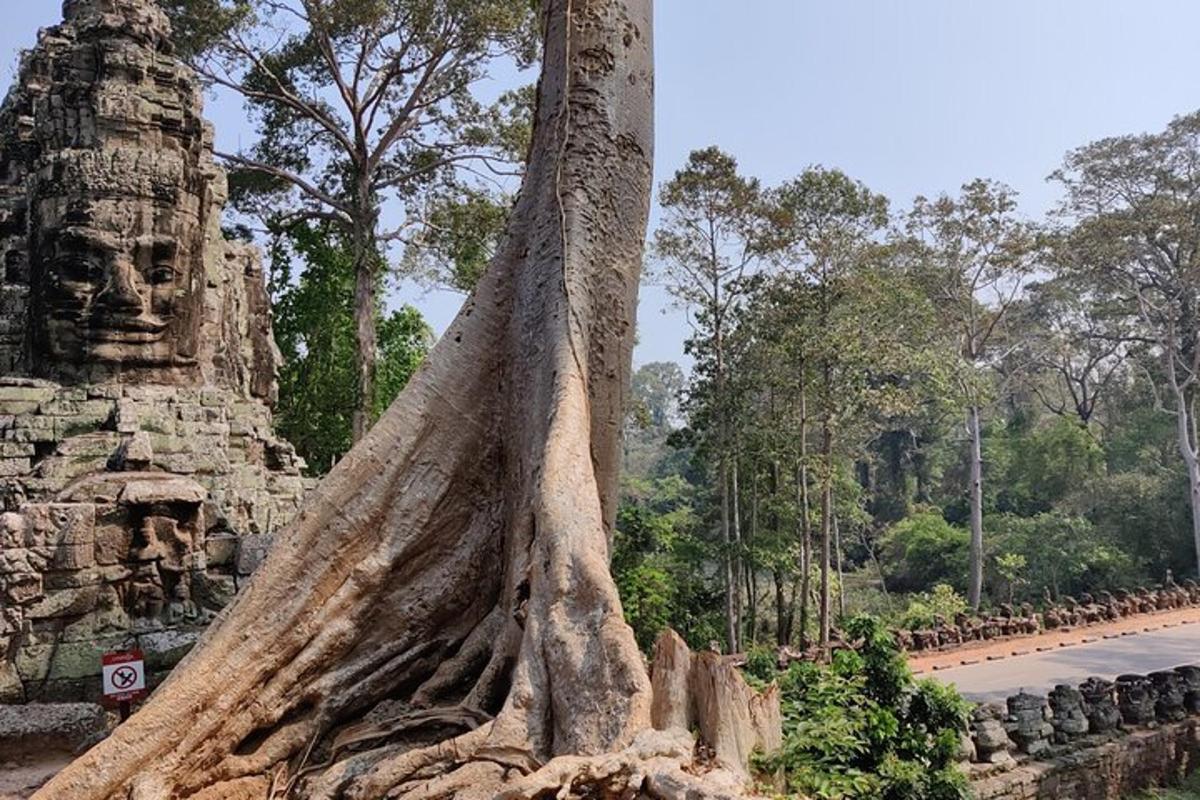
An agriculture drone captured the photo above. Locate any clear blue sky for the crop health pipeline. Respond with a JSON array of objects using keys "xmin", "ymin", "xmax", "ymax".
[{"xmin": 5, "ymin": 1, "xmax": 1200, "ymax": 369}]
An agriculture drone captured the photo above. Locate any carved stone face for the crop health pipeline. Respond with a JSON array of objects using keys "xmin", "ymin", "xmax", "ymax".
[{"xmin": 32, "ymin": 195, "xmax": 203, "ymax": 370}]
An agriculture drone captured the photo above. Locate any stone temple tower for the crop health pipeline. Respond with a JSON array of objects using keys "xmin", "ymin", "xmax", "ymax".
[{"xmin": 0, "ymin": 0, "xmax": 308, "ymax": 702}]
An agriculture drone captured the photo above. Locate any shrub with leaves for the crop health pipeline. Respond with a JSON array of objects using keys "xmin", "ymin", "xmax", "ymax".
[
  {"xmin": 900, "ymin": 584, "xmax": 969, "ymax": 631},
  {"xmin": 753, "ymin": 615, "xmax": 972, "ymax": 800}
]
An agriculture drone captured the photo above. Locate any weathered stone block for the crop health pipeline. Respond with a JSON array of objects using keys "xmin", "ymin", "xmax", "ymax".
[
  {"xmin": 0, "ymin": 661, "xmax": 24, "ymax": 703},
  {"xmin": 0, "ymin": 456, "xmax": 30, "ymax": 476},
  {"xmin": 0, "ymin": 701, "xmax": 110, "ymax": 749},
  {"xmin": 194, "ymin": 572, "xmax": 236, "ymax": 610},
  {"xmin": 236, "ymin": 535, "xmax": 272, "ymax": 576},
  {"xmin": 42, "ymin": 567, "xmax": 108, "ymax": 590},
  {"xmin": 39, "ymin": 398, "xmax": 115, "ymax": 421},
  {"xmin": 24, "ymin": 585, "xmax": 100, "ymax": 620},
  {"xmin": 5, "ymin": 571, "xmax": 43, "ymax": 605},
  {"xmin": 52, "ymin": 543, "xmax": 94, "ymax": 570},
  {"xmin": 123, "ymin": 386, "xmax": 181, "ymax": 403},
  {"xmin": 15, "ymin": 637, "xmax": 131, "ymax": 681},
  {"xmin": 176, "ymin": 419, "xmax": 230, "ymax": 437},
  {"xmin": 6, "ymin": 416, "xmax": 59, "ymax": 442},
  {"xmin": 24, "ymin": 503, "xmax": 95, "ymax": 549},
  {"xmin": 0, "ymin": 401, "xmax": 39, "ymax": 415},
  {"xmin": 0, "ymin": 547, "xmax": 49, "ymax": 575},
  {"xmin": 205, "ymin": 533, "xmax": 238, "ymax": 567},
  {"xmin": 0, "ymin": 385, "xmax": 55, "ymax": 404},
  {"xmin": 86, "ymin": 385, "xmax": 123, "ymax": 400},
  {"xmin": 120, "ymin": 477, "xmax": 206, "ymax": 506},
  {"xmin": 138, "ymin": 628, "xmax": 200, "ymax": 671},
  {"xmin": 0, "ymin": 511, "xmax": 25, "ymax": 547},
  {"xmin": 53, "ymin": 431, "xmax": 121, "ymax": 458},
  {"xmin": 200, "ymin": 388, "xmax": 225, "ymax": 407},
  {"xmin": 93, "ymin": 526, "xmax": 134, "ymax": 567}
]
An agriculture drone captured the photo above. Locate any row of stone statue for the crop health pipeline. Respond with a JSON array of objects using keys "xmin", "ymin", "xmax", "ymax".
[
  {"xmin": 897, "ymin": 581, "xmax": 1200, "ymax": 653},
  {"xmin": 969, "ymin": 667, "xmax": 1200, "ymax": 765}
]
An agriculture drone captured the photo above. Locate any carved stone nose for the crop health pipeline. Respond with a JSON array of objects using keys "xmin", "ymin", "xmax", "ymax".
[{"xmin": 96, "ymin": 260, "xmax": 146, "ymax": 312}]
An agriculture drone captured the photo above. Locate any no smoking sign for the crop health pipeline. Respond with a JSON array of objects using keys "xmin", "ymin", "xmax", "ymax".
[{"xmin": 102, "ymin": 649, "xmax": 146, "ymax": 703}]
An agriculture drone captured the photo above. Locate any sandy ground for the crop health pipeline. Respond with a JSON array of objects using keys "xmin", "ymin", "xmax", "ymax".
[
  {"xmin": 0, "ymin": 750, "xmax": 74, "ymax": 799},
  {"xmin": 908, "ymin": 605, "xmax": 1200, "ymax": 675}
]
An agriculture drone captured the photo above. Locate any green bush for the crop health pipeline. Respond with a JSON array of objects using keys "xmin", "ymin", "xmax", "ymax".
[
  {"xmin": 754, "ymin": 615, "xmax": 971, "ymax": 800},
  {"xmin": 899, "ymin": 584, "xmax": 968, "ymax": 631},
  {"xmin": 881, "ymin": 513, "xmax": 969, "ymax": 594},
  {"xmin": 985, "ymin": 512, "xmax": 1137, "ymax": 601}
]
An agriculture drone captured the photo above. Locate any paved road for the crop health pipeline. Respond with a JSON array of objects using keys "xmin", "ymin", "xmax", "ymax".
[{"xmin": 934, "ymin": 625, "xmax": 1200, "ymax": 702}]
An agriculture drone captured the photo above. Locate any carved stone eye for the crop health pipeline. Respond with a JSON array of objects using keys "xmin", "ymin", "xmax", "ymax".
[
  {"xmin": 54, "ymin": 256, "xmax": 96, "ymax": 283},
  {"xmin": 149, "ymin": 265, "xmax": 176, "ymax": 286}
]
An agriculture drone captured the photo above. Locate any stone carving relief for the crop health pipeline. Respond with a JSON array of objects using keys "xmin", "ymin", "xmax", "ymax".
[{"xmin": 0, "ymin": 0, "xmax": 308, "ymax": 703}]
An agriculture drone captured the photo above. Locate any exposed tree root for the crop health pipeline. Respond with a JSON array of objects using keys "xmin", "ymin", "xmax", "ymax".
[{"xmin": 29, "ymin": 2, "xmax": 777, "ymax": 798}]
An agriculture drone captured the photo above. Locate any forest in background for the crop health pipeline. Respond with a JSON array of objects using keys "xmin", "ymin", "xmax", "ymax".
[{"xmin": 615, "ymin": 113, "xmax": 1200, "ymax": 655}]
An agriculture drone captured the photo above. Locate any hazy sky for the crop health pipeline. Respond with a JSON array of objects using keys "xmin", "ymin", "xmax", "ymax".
[{"xmin": 4, "ymin": 1, "xmax": 1200, "ymax": 369}]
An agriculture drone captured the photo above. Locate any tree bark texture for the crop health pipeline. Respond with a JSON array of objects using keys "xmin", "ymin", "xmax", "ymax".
[
  {"xmin": 818, "ymin": 419, "xmax": 832, "ymax": 648},
  {"xmin": 1171, "ymin": 385, "xmax": 1200, "ymax": 579},
  {"xmin": 720, "ymin": 460, "xmax": 738, "ymax": 652},
  {"xmin": 967, "ymin": 404, "xmax": 984, "ymax": 610},
  {"xmin": 351, "ymin": 215, "xmax": 379, "ymax": 444},
  {"xmin": 33, "ymin": 3, "xmax": 720, "ymax": 798}
]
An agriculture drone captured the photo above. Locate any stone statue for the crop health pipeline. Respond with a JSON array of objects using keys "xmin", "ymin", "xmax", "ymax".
[
  {"xmin": 1079, "ymin": 677, "xmax": 1122, "ymax": 733},
  {"xmin": 0, "ymin": 0, "xmax": 308, "ymax": 703},
  {"xmin": 0, "ymin": 0, "xmax": 277, "ymax": 395},
  {"xmin": 970, "ymin": 703, "xmax": 1016, "ymax": 766},
  {"xmin": 1048, "ymin": 684, "xmax": 1089, "ymax": 743},
  {"xmin": 954, "ymin": 611, "xmax": 981, "ymax": 641},
  {"xmin": 1017, "ymin": 602, "xmax": 1040, "ymax": 634},
  {"xmin": 1185, "ymin": 580, "xmax": 1200, "ymax": 605},
  {"xmin": 1174, "ymin": 666, "xmax": 1200, "ymax": 714},
  {"xmin": 1115, "ymin": 674, "xmax": 1157, "ymax": 726},
  {"xmin": 933, "ymin": 614, "xmax": 961, "ymax": 647},
  {"xmin": 1150, "ymin": 671, "xmax": 1186, "ymax": 722},
  {"xmin": 1004, "ymin": 692, "xmax": 1053, "ymax": 756}
]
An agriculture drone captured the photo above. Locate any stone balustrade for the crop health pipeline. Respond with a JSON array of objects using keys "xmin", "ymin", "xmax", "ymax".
[{"xmin": 967, "ymin": 664, "xmax": 1200, "ymax": 768}]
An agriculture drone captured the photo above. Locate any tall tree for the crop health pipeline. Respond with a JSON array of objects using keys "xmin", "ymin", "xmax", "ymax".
[
  {"xmin": 652, "ymin": 146, "xmax": 765, "ymax": 652},
  {"xmin": 1008, "ymin": 273, "xmax": 1132, "ymax": 429},
  {"xmin": 165, "ymin": 0, "xmax": 537, "ymax": 441},
  {"xmin": 39, "ymin": 2, "xmax": 686, "ymax": 797},
  {"xmin": 1053, "ymin": 111, "xmax": 1200, "ymax": 579},
  {"xmin": 766, "ymin": 167, "xmax": 890, "ymax": 647},
  {"xmin": 269, "ymin": 223, "xmax": 433, "ymax": 474},
  {"xmin": 623, "ymin": 360, "xmax": 686, "ymax": 478},
  {"xmin": 724, "ymin": 283, "xmax": 813, "ymax": 647},
  {"xmin": 906, "ymin": 180, "xmax": 1038, "ymax": 609}
]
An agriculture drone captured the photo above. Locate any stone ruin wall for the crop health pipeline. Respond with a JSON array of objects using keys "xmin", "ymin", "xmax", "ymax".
[
  {"xmin": 966, "ymin": 668, "xmax": 1200, "ymax": 799},
  {"xmin": 0, "ymin": 0, "xmax": 310, "ymax": 703},
  {"xmin": 896, "ymin": 583, "xmax": 1200, "ymax": 657}
]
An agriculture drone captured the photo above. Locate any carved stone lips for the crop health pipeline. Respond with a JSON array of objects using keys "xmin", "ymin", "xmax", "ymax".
[{"xmin": 86, "ymin": 315, "xmax": 167, "ymax": 341}]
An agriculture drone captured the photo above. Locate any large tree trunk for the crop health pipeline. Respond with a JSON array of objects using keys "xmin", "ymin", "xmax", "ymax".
[
  {"xmin": 795, "ymin": 379, "xmax": 810, "ymax": 647},
  {"xmin": 818, "ymin": 418, "xmax": 833, "ymax": 649},
  {"xmin": 350, "ymin": 191, "xmax": 382, "ymax": 445},
  {"xmin": 731, "ymin": 454, "xmax": 743, "ymax": 651},
  {"xmin": 1172, "ymin": 387, "xmax": 1200, "ymax": 579},
  {"xmin": 720, "ymin": 460, "xmax": 738, "ymax": 652},
  {"xmin": 36, "ymin": 2, "xmax": 677, "ymax": 798},
  {"xmin": 833, "ymin": 513, "xmax": 845, "ymax": 620},
  {"xmin": 967, "ymin": 404, "xmax": 984, "ymax": 610}
]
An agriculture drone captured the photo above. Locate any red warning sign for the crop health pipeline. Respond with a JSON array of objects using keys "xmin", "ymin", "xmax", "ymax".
[{"xmin": 102, "ymin": 650, "xmax": 146, "ymax": 703}]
